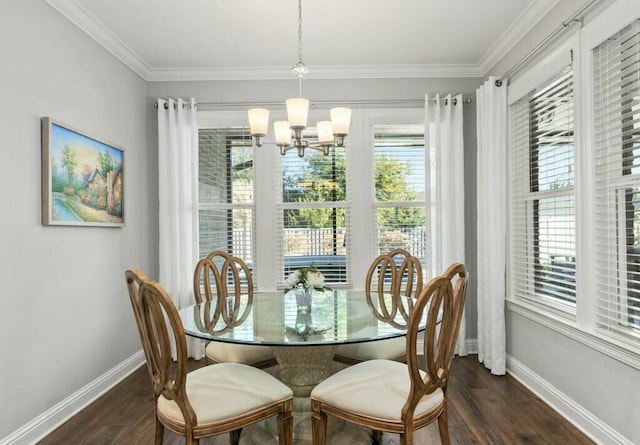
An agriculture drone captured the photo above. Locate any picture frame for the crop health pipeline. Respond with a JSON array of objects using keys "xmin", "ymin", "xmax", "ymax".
[{"xmin": 41, "ymin": 117, "xmax": 124, "ymax": 227}]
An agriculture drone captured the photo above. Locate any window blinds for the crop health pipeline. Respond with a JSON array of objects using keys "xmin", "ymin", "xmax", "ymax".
[
  {"xmin": 276, "ymin": 145, "xmax": 350, "ymax": 286},
  {"xmin": 510, "ymin": 67, "xmax": 576, "ymax": 308},
  {"xmin": 372, "ymin": 125, "xmax": 427, "ymax": 266},
  {"xmin": 198, "ymin": 128, "xmax": 256, "ymax": 274},
  {"xmin": 593, "ymin": 19, "xmax": 640, "ymax": 339}
]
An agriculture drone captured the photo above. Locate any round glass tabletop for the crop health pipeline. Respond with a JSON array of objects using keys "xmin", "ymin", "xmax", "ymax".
[{"xmin": 179, "ymin": 289, "xmax": 426, "ymax": 347}]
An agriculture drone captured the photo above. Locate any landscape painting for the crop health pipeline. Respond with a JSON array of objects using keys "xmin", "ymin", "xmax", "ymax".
[{"xmin": 42, "ymin": 117, "xmax": 124, "ymax": 227}]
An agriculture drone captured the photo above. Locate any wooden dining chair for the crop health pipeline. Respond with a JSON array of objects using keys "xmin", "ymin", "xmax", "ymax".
[
  {"xmin": 193, "ymin": 251, "xmax": 277, "ymax": 369},
  {"xmin": 311, "ymin": 263, "xmax": 468, "ymax": 445},
  {"xmin": 125, "ymin": 269, "xmax": 154, "ymax": 382},
  {"xmin": 125, "ymin": 268, "xmax": 150, "ymax": 329},
  {"xmin": 126, "ymin": 270, "xmax": 294, "ymax": 445},
  {"xmin": 333, "ymin": 250, "xmax": 423, "ymax": 365}
]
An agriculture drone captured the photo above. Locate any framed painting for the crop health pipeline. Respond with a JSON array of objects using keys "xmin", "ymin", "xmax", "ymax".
[{"xmin": 41, "ymin": 117, "xmax": 124, "ymax": 227}]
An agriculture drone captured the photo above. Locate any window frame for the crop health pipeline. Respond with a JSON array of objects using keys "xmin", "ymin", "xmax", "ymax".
[
  {"xmin": 371, "ymin": 124, "xmax": 428, "ymax": 271},
  {"xmin": 591, "ymin": 17, "xmax": 640, "ymax": 343},
  {"xmin": 196, "ymin": 127, "xmax": 256, "ymax": 260},
  {"xmin": 506, "ymin": 0, "xmax": 640, "ymax": 368},
  {"xmin": 509, "ymin": 43, "xmax": 578, "ymax": 317},
  {"xmin": 276, "ymin": 144, "xmax": 351, "ymax": 288},
  {"xmin": 197, "ymin": 109, "xmax": 427, "ymax": 292}
]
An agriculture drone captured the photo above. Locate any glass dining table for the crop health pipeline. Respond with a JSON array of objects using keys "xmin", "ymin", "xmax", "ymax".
[{"xmin": 179, "ymin": 288, "xmax": 425, "ymax": 445}]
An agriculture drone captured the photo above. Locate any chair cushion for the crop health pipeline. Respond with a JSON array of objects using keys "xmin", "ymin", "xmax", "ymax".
[
  {"xmin": 311, "ymin": 359, "xmax": 443, "ymax": 422},
  {"xmin": 157, "ymin": 362, "xmax": 292, "ymax": 426},
  {"xmin": 335, "ymin": 336, "xmax": 405, "ymax": 361},
  {"xmin": 205, "ymin": 341, "xmax": 275, "ymax": 365}
]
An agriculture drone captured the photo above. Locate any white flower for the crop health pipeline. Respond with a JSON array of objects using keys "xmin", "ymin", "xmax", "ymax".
[
  {"xmin": 306, "ymin": 271, "xmax": 325, "ymax": 288},
  {"xmin": 284, "ymin": 269, "xmax": 301, "ymax": 289},
  {"xmin": 284, "ymin": 266, "xmax": 329, "ymax": 291}
]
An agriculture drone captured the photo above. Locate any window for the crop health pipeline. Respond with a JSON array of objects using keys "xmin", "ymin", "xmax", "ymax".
[
  {"xmin": 506, "ymin": 1, "xmax": 640, "ymax": 361},
  {"xmin": 372, "ymin": 125, "xmax": 427, "ymax": 266},
  {"xmin": 277, "ymin": 141, "xmax": 349, "ymax": 286},
  {"xmin": 197, "ymin": 128, "xmax": 256, "ymax": 273},
  {"xmin": 510, "ymin": 67, "xmax": 576, "ymax": 311},
  {"xmin": 197, "ymin": 109, "xmax": 428, "ymax": 291},
  {"xmin": 593, "ymin": 18, "xmax": 640, "ymax": 340}
]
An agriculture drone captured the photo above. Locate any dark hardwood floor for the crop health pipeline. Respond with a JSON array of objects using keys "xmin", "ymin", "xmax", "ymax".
[{"xmin": 39, "ymin": 355, "xmax": 593, "ymax": 444}]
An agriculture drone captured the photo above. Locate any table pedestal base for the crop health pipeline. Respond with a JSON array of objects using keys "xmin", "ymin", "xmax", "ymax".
[
  {"xmin": 238, "ymin": 345, "xmax": 372, "ymax": 445},
  {"xmin": 238, "ymin": 399, "xmax": 373, "ymax": 445},
  {"xmin": 237, "ymin": 423, "xmax": 440, "ymax": 445}
]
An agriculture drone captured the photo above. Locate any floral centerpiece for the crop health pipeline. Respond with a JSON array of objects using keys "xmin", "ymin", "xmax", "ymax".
[
  {"xmin": 284, "ymin": 264, "xmax": 328, "ymax": 291},
  {"xmin": 284, "ymin": 265, "xmax": 330, "ymax": 310}
]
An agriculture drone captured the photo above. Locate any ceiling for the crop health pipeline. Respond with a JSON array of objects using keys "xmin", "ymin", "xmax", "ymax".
[{"xmin": 44, "ymin": 0, "xmax": 559, "ymax": 81}]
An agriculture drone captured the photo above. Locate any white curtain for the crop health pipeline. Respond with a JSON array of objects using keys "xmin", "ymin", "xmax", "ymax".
[
  {"xmin": 476, "ymin": 78, "xmax": 507, "ymax": 375},
  {"xmin": 157, "ymin": 97, "xmax": 202, "ymax": 359},
  {"xmin": 425, "ymin": 93, "xmax": 467, "ymax": 356}
]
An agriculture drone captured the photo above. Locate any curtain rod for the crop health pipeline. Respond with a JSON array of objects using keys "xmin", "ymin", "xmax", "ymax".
[
  {"xmin": 495, "ymin": 0, "xmax": 601, "ymax": 87},
  {"xmin": 154, "ymin": 98, "xmax": 472, "ymax": 110}
]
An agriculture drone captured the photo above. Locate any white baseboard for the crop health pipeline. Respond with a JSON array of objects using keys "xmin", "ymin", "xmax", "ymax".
[
  {"xmin": 0, "ymin": 350, "xmax": 145, "ymax": 445},
  {"xmin": 506, "ymin": 354, "xmax": 633, "ymax": 445},
  {"xmin": 461, "ymin": 338, "xmax": 478, "ymax": 354}
]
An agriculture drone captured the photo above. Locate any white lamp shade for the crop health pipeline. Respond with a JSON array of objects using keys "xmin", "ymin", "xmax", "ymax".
[
  {"xmin": 317, "ymin": 121, "xmax": 334, "ymax": 144},
  {"xmin": 330, "ymin": 107, "xmax": 352, "ymax": 135},
  {"xmin": 286, "ymin": 98, "xmax": 310, "ymax": 129},
  {"xmin": 248, "ymin": 108, "xmax": 269, "ymax": 136},
  {"xmin": 274, "ymin": 121, "xmax": 292, "ymax": 145}
]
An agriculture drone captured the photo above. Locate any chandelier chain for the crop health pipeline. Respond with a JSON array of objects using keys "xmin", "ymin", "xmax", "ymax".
[
  {"xmin": 297, "ymin": 0, "xmax": 304, "ymax": 66},
  {"xmin": 293, "ymin": 0, "xmax": 308, "ymax": 96}
]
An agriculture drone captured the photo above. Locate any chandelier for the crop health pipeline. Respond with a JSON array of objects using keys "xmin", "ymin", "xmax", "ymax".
[{"xmin": 248, "ymin": 0, "xmax": 352, "ymax": 157}]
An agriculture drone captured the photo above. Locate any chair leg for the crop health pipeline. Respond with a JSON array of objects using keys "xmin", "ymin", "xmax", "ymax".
[
  {"xmin": 437, "ymin": 406, "xmax": 451, "ymax": 445},
  {"xmin": 311, "ymin": 399, "xmax": 328, "ymax": 445},
  {"xmin": 154, "ymin": 416, "xmax": 164, "ymax": 445},
  {"xmin": 400, "ymin": 427, "xmax": 414, "ymax": 445},
  {"xmin": 230, "ymin": 429, "xmax": 242, "ymax": 445},
  {"xmin": 372, "ymin": 429, "xmax": 383, "ymax": 445},
  {"xmin": 277, "ymin": 401, "xmax": 294, "ymax": 445},
  {"xmin": 185, "ymin": 437, "xmax": 199, "ymax": 445}
]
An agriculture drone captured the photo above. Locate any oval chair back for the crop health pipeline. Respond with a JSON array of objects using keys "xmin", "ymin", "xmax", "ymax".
[
  {"xmin": 193, "ymin": 257, "xmax": 223, "ymax": 304},
  {"xmin": 312, "ymin": 263, "xmax": 468, "ymax": 445},
  {"xmin": 138, "ymin": 280, "xmax": 198, "ymax": 433}
]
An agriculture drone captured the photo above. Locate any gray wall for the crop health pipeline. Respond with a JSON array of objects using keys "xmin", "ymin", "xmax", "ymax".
[
  {"xmin": 0, "ymin": 0, "xmax": 154, "ymax": 439},
  {"xmin": 147, "ymin": 77, "xmax": 481, "ymax": 341}
]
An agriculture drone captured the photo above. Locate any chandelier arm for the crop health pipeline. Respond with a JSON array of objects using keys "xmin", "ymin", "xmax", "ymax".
[{"xmin": 279, "ymin": 144, "xmax": 330, "ymax": 158}]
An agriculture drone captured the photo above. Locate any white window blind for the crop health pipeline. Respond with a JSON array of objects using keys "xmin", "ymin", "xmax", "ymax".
[
  {"xmin": 276, "ymin": 142, "xmax": 349, "ymax": 286},
  {"xmin": 198, "ymin": 128, "xmax": 256, "ymax": 276},
  {"xmin": 372, "ymin": 125, "xmax": 427, "ymax": 269},
  {"xmin": 510, "ymin": 67, "xmax": 576, "ymax": 309},
  {"xmin": 593, "ymin": 18, "xmax": 640, "ymax": 341}
]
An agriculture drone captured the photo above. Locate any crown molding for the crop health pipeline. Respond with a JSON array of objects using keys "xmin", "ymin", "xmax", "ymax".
[
  {"xmin": 145, "ymin": 64, "xmax": 483, "ymax": 82},
  {"xmin": 43, "ymin": 0, "xmax": 152, "ymax": 79},
  {"xmin": 478, "ymin": 0, "xmax": 560, "ymax": 76},
  {"xmin": 44, "ymin": 0, "xmax": 557, "ymax": 82}
]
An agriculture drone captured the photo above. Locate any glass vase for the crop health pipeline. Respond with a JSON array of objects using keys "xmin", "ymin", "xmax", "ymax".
[{"xmin": 295, "ymin": 284, "xmax": 312, "ymax": 313}]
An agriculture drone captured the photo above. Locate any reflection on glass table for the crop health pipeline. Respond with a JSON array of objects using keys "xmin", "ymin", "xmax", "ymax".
[
  {"xmin": 180, "ymin": 289, "xmax": 422, "ymax": 346},
  {"xmin": 179, "ymin": 289, "xmax": 428, "ymax": 445}
]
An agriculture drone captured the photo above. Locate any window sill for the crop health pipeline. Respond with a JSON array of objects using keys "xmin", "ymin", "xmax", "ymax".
[{"xmin": 506, "ymin": 298, "xmax": 640, "ymax": 372}]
